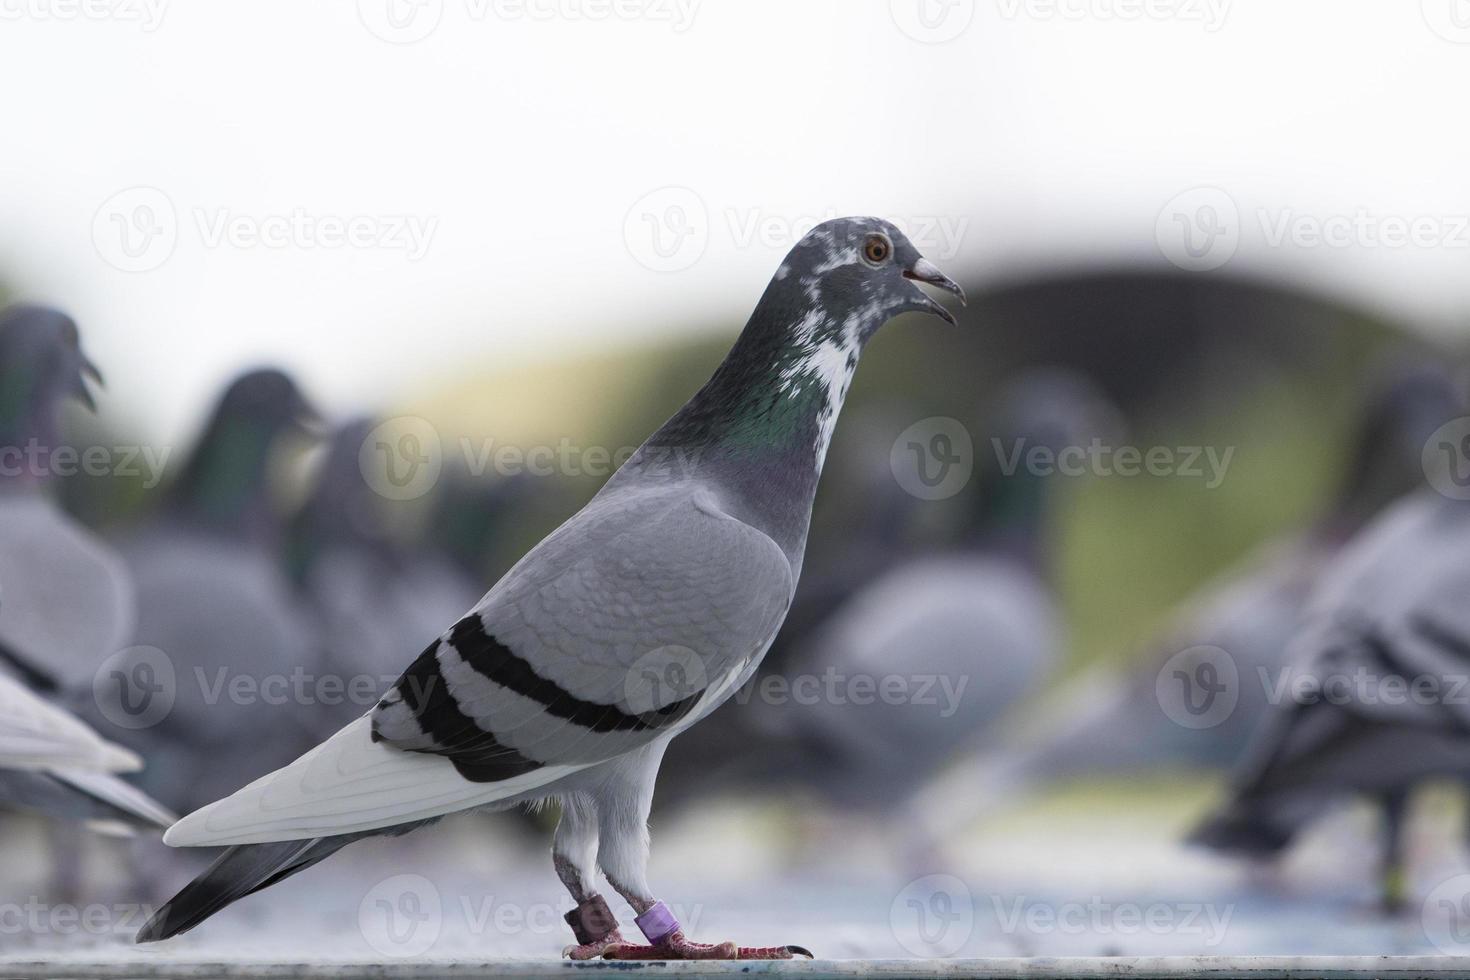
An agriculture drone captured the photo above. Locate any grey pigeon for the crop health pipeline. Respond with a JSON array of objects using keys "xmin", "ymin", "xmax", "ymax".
[
  {"xmin": 0, "ymin": 307, "xmax": 172, "ymax": 889},
  {"xmin": 1189, "ymin": 487, "xmax": 1470, "ymax": 911},
  {"xmin": 135, "ymin": 217, "xmax": 965, "ymax": 959},
  {"xmin": 0, "ymin": 306, "xmax": 134, "ymax": 694},
  {"xmin": 1005, "ymin": 356, "xmax": 1463, "ymax": 783},
  {"xmin": 107, "ymin": 369, "xmax": 322, "ymax": 813}
]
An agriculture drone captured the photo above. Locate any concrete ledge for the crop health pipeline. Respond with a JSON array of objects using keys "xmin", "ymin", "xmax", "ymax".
[{"xmin": 6, "ymin": 958, "xmax": 1470, "ymax": 980}]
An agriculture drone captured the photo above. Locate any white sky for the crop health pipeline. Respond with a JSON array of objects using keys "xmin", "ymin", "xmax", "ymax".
[{"xmin": 2, "ymin": 0, "xmax": 1468, "ymax": 443}]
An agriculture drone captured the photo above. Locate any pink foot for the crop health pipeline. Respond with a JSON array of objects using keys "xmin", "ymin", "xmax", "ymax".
[
  {"xmin": 602, "ymin": 929, "xmax": 811, "ymax": 959},
  {"xmin": 562, "ymin": 928, "xmax": 628, "ymax": 960}
]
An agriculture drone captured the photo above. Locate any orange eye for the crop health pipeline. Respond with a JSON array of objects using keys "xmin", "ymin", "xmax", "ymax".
[{"xmin": 862, "ymin": 234, "xmax": 891, "ymax": 265}]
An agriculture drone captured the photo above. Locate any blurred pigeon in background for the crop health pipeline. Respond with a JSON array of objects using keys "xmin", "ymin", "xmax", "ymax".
[
  {"xmin": 287, "ymin": 418, "xmax": 479, "ymax": 733},
  {"xmin": 0, "ymin": 306, "xmax": 171, "ymax": 897},
  {"xmin": 135, "ymin": 218, "xmax": 965, "ymax": 960},
  {"xmin": 106, "ymin": 369, "xmax": 321, "ymax": 814},
  {"xmin": 0, "ymin": 305, "xmax": 134, "ymax": 696},
  {"xmin": 999, "ymin": 356, "xmax": 1463, "ymax": 785},
  {"xmin": 0, "ymin": 667, "xmax": 174, "ymax": 848},
  {"xmin": 1190, "ymin": 485, "xmax": 1470, "ymax": 911},
  {"xmin": 705, "ymin": 370, "xmax": 1116, "ymax": 858}
]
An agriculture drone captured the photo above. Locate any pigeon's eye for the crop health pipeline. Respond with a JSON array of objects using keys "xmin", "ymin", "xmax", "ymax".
[{"xmin": 861, "ymin": 234, "xmax": 892, "ymax": 265}]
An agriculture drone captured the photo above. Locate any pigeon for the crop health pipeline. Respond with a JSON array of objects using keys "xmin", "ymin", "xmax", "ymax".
[
  {"xmin": 0, "ymin": 306, "xmax": 172, "ymax": 889},
  {"xmin": 107, "ymin": 368, "xmax": 322, "ymax": 813},
  {"xmin": 0, "ymin": 305, "xmax": 135, "ymax": 694},
  {"xmin": 135, "ymin": 217, "xmax": 966, "ymax": 959},
  {"xmin": 1188, "ymin": 487, "xmax": 1470, "ymax": 911},
  {"xmin": 1002, "ymin": 356, "xmax": 1463, "ymax": 783}
]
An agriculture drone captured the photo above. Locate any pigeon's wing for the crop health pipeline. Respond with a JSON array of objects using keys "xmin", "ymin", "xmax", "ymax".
[
  {"xmin": 0, "ymin": 673, "xmax": 141, "ymax": 772},
  {"xmin": 166, "ymin": 484, "xmax": 794, "ymax": 846},
  {"xmin": 0, "ymin": 766, "xmax": 176, "ymax": 831}
]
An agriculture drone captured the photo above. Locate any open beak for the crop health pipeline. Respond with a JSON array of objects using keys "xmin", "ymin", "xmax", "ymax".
[
  {"xmin": 903, "ymin": 256, "xmax": 967, "ymax": 326},
  {"xmin": 74, "ymin": 355, "xmax": 104, "ymax": 413}
]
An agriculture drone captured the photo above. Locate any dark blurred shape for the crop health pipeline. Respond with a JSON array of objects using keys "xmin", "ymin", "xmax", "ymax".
[{"xmin": 107, "ymin": 368, "xmax": 321, "ymax": 814}]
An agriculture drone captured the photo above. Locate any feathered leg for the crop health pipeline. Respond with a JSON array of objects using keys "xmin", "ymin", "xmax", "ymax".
[
  {"xmin": 592, "ymin": 743, "xmax": 809, "ymax": 961},
  {"xmin": 554, "ymin": 793, "xmax": 627, "ymax": 959}
]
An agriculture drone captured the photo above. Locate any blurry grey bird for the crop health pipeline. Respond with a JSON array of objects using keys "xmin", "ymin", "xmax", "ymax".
[
  {"xmin": 287, "ymin": 419, "xmax": 480, "ymax": 734},
  {"xmin": 719, "ymin": 370, "xmax": 1116, "ymax": 851},
  {"xmin": 1189, "ymin": 486, "xmax": 1470, "ymax": 912},
  {"xmin": 135, "ymin": 217, "xmax": 965, "ymax": 960},
  {"xmin": 0, "ymin": 305, "xmax": 134, "ymax": 694},
  {"xmin": 998, "ymin": 356, "xmax": 1462, "ymax": 786},
  {"xmin": 0, "ymin": 306, "xmax": 172, "ymax": 892},
  {"xmin": 107, "ymin": 368, "xmax": 322, "ymax": 814},
  {"xmin": 0, "ymin": 666, "xmax": 174, "ymax": 840}
]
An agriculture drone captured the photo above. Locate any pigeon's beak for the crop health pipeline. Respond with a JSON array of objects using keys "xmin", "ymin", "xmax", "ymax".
[
  {"xmin": 74, "ymin": 355, "xmax": 104, "ymax": 413},
  {"xmin": 903, "ymin": 257, "xmax": 967, "ymax": 326}
]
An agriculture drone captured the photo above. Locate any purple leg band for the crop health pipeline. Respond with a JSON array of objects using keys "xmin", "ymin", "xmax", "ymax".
[
  {"xmin": 564, "ymin": 894, "xmax": 619, "ymax": 946},
  {"xmin": 634, "ymin": 900, "xmax": 679, "ymax": 944}
]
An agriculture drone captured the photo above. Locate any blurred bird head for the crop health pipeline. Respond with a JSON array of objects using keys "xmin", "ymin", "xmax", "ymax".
[
  {"xmin": 0, "ymin": 304, "xmax": 104, "ymax": 423},
  {"xmin": 765, "ymin": 217, "xmax": 965, "ymax": 337},
  {"xmin": 212, "ymin": 367, "xmax": 321, "ymax": 438}
]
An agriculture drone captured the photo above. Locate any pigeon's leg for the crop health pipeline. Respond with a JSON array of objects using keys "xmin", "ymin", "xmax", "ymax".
[
  {"xmin": 594, "ymin": 747, "xmax": 808, "ymax": 961},
  {"xmin": 554, "ymin": 793, "xmax": 628, "ymax": 960},
  {"xmin": 1379, "ymin": 787, "xmax": 1410, "ymax": 914}
]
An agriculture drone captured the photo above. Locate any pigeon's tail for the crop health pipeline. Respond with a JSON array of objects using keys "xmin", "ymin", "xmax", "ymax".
[{"xmin": 136, "ymin": 820, "xmax": 433, "ymax": 943}]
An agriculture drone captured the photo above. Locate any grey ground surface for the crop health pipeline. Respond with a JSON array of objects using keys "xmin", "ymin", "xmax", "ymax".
[{"xmin": 5, "ymin": 776, "xmax": 1470, "ymax": 973}]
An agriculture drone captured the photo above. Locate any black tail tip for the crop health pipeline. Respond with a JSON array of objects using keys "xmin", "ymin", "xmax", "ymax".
[{"xmin": 134, "ymin": 908, "xmax": 179, "ymax": 944}]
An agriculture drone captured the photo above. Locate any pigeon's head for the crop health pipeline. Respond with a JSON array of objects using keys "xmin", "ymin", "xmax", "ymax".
[
  {"xmin": 772, "ymin": 217, "xmax": 965, "ymax": 339},
  {"xmin": 213, "ymin": 367, "xmax": 320, "ymax": 437},
  {"xmin": 0, "ymin": 304, "xmax": 104, "ymax": 417}
]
